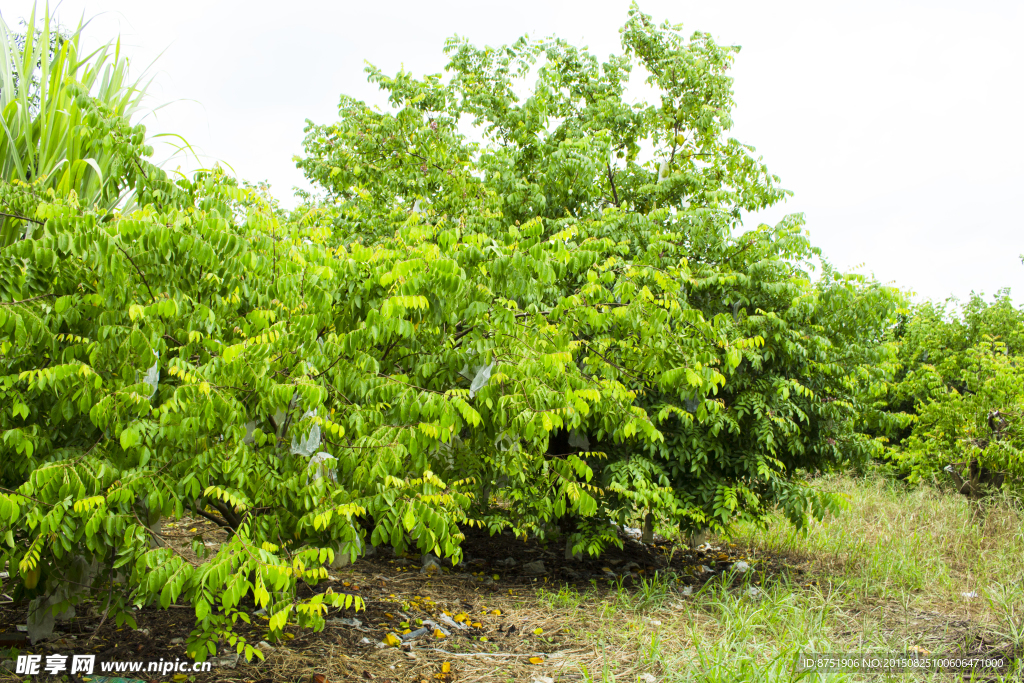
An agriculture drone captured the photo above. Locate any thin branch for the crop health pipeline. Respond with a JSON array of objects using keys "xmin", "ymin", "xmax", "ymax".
[
  {"xmin": 315, "ymin": 347, "xmax": 350, "ymax": 379},
  {"xmin": 724, "ymin": 237, "xmax": 757, "ymax": 264},
  {"xmin": 606, "ymin": 163, "xmax": 619, "ymax": 207},
  {"xmin": 0, "ymin": 293, "xmax": 56, "ymax": 306},
  {"xmin": 113, "ymin": 242, "xmax": 157, "ymax": 302},
  {"xmin": 0, "ymin": 211, "xmax": 44, "ymax": 225}
]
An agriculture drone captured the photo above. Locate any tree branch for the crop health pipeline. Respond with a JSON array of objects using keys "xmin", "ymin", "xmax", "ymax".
[
  {"xmin": 606, "ymin": 163, "xmax": 619, "ymax": 207},
  {"xmin": 113, "ymin": 242, "xmax": 157, "ymax": 303},
  {"xmin": 193, "ymin": 506, "xmax": 232, "ymax": 530},
  {"xmin": 0, "ymin": 211, "xmax": 44, "ymax": 225},
  {"xmin": 0, "ymin": 293, "xmax": 56, "ymax": 306}
]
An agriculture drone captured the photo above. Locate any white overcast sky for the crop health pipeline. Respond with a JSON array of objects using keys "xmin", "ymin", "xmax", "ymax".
[{"xmin": 3, "ymin": 0, "xmax": 1022, "ymax": 305}]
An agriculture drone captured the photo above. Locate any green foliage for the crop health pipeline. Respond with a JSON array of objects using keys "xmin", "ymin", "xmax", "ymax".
[
  {"xmin": 0, "ymin": 5, "xmax": 162, "ymax": 247},
  {"xmin": 885, "ymin": 291, "xmax": 1024, "ymax": 485},
  {"xmin": 296, "ymin": 2, "xmax": 905, "ymax": 540},
  {"xmin": 1, "ymin": 2, "xmax": 908, "ymax": 661},
  {"xmin": 0, "ymin": 170, "xmax": 376, "ymax": 659}
]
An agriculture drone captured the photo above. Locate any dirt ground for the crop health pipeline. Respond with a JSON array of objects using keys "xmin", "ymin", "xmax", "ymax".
[
  {"xmin": 0, "ymin": 518, "xmax": 784, "ymax": 683},
  {"xmin": 3, "ymin": 504, "xmax": 1016, "ymax": 683}
]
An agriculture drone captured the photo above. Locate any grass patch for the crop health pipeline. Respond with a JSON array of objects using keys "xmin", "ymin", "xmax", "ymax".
[{"xmin": 526, "ymin": 474, "xmax": 1024, "ymax": 682}]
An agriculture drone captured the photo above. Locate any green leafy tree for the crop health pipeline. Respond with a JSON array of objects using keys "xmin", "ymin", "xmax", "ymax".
[
  {"xmin": 885, "ymin": 291, "xmax": 1024, "ymax": 490},
  {"xmin": 1, "ymin": 4, "xmax": 905, "ymax": 663},
  {"xmin": 296, "ymin": 3, "xmax": 905, "ymax": 550}
]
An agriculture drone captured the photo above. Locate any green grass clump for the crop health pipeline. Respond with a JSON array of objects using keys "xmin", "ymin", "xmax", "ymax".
[{"xmin": 531, "ymin": 475, "xmax": 1023, "ymax": 682}]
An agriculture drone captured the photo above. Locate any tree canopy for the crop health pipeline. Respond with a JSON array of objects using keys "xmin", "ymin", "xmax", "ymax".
[
  {"xmin": 1, "ymin": 4, "xmax": 905, "ymax": 661},
  {"xmin": 884, "ymin": 291, "xmax": 1024, "ymax": 489}
]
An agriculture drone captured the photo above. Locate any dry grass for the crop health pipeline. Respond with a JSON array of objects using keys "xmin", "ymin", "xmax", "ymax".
[{"xmin": 479, "ymin": 473, "xmax": 1024, "ymax": 682}]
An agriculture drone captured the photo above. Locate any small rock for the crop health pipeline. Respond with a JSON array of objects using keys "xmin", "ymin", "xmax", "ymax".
[
  {"xmin": 961, "ymin": 591, "xmax": 979, "ymax": 599},
  {"xmin": 522, "ymin": 560, "xmax": 546, "ymax": 575},
  {"xmin": 639, "ymin": 674, "xmax": 658, "ymax": 683},
  {"xmin": 405, "ymin": 651, "xmax": 417, "ymax": 659},
  {"xmin": 496, "ymin": 557, "xmax": 517, "ymax": 568},
  {"xmin": 257, "ymin": 640, "xmax": 274, "ymax": 654},
  {"xmin": 211, "ymin": 652, "xmax": 239, "ymax": 669},
  {"xmin": 170, "ymin": 637, "xmax": 185, "ymax": 645},
  {"xmin": 622, "ymin": 562, "xmax": 641, "ymax": 573},
  {"xmin": 139, "ymin": 628, "xmax": 151, "ymax": 637},
  {"xmin": 533, "ymin": 677, "xmax": 555, "ymax": 683},
  {"xmin": 254, "ymin": 608, "xmax": 267, "ymax": 616},
  {"xmin": 700, "ymin": 565, "xmax": 714, "ymax": 574},
  {"xmin": 375, "ymin": 641, "xmax": 387, "ymax": 649},
  {"xmin": 326, "ymin": 617, "xmax": 363, "ymax": 628},
  {"xmin": 421, "ymin": 554, "xmax": 443, "ymax": 574},
  {"xmin": 646, "ymin": 619, "xmax": 662, "ymax": 627},
  {"xmin": 680, "ymin": 585, "xmax": 693, "ymax": 596},
  {"xmin": 359, "ymin": 637, "xmax": 372, "ymax": 646},
  {"xmin": 732, "ymin": 561, "xmax": 750, "ymax": 573},
  {"xmin": 746, "ymin": 587, "xmax": 762, "ymax": 599}
]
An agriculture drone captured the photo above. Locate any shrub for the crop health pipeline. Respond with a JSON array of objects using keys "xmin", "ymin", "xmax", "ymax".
[
  {"xmin": 2, "ymin": 4, "xmax": 903, "ymax": 660},
  {"xmin": 886, "ymin": 291, "xmax": 1024, "ymax": 489}
]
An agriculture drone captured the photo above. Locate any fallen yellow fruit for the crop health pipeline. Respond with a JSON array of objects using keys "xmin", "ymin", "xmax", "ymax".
[
  {"xmin": 384, "ymin": 633, "xmax": 402, "ymax": 647},
  {"xmin": 529, "ymin": 656, "xmax": 544, "ymax": 665}
]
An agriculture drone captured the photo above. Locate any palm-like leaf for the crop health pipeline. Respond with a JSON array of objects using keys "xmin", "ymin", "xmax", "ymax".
[{"xmin": 0, "ymin": 4, "xmax": 154, "ymax": 246}]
